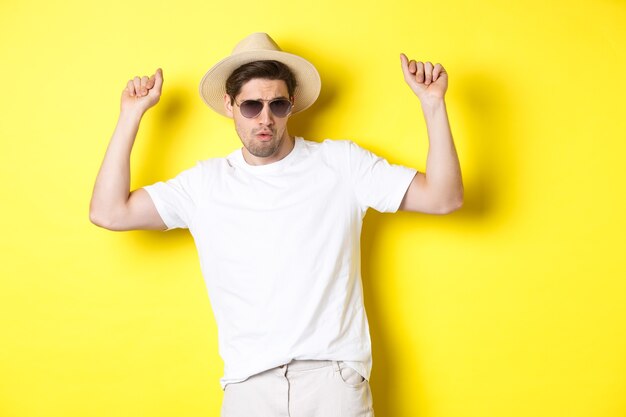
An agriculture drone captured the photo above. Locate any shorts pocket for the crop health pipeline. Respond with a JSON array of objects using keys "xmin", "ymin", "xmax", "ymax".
[{"xmin": 337, "ymin": 362, "xmax": 367, "ymax": 388}]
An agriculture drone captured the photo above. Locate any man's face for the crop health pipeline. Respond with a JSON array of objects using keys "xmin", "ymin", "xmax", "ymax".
[{"xmin": 224, "ymin": 78, "xmax": 293, "ymax": 164}]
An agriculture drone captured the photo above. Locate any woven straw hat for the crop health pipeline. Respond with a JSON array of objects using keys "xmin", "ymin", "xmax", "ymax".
[{"xmin": 199, "ymin": 32, "xmax": 321, "ymax": 117}]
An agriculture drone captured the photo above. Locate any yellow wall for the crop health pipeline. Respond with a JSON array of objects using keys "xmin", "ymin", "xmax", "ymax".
[{"xmin": 1, "ymin": 0, "xmax": 625, "ymax": 416}]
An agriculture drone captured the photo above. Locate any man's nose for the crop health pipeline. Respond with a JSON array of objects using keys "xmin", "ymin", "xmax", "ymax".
[{"xmin": 258, "ymin": 103, "xmax": 274, "ymax": 125}]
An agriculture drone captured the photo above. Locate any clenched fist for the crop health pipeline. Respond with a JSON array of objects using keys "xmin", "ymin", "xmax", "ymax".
[
  {"xmin": 400, "ymin": 54, "xmax": 447, "ymax": 103},
  {"xmin": 120, "ymin": 68, "xmax": 164, "ymax": 115}
]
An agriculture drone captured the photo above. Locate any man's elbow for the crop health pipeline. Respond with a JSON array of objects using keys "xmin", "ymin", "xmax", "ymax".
[
  {"xmin": 442, "ymin": 197, "xmax": 463, "ymax": 214},
  {"xmin": 437, "ymin": 191, "xmax": 464, "ymax": 214},
  {"xmin": 89, "ymin": 207, "xmax": 124, "ymax": 231},
  {"xmin": 90, "ymin": 210, "xmax": 112, "ymax": 230}
]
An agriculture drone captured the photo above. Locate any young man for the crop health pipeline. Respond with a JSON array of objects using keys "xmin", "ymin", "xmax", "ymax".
[{"xmin": 89, "ymin": 32, "xmax": 463, "ymax": 417}]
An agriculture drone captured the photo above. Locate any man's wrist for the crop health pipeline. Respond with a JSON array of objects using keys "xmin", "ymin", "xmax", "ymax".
[
  {"xmin": 420, "ymin": 97, "xmax": 446, "ymax": 116},
  {"xmin": 119, "ymin": 108, "xmax": 145, "ymax": 124}
]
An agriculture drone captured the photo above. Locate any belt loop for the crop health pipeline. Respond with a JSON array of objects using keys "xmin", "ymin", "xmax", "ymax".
[{"xmin": 332, "ymin": 360, "xmax": 341, "ymax": 372}]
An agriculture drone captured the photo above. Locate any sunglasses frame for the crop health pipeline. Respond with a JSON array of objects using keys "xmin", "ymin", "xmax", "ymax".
[{"xmin": 234, "ymin": 97, "xmax": 294, "ymax": 119}]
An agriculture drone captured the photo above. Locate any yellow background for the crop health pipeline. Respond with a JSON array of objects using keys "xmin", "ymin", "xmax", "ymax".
[{"xmin": 1, "ymin": 0, "xmax": 625, "ymax": 416}]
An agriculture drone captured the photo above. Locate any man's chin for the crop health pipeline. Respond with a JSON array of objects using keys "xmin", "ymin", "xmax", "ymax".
[{"xmin": 246, "ymin": 143, "xmax": 279, "ymax": 158}]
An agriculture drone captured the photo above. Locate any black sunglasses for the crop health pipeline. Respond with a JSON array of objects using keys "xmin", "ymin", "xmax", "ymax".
[{"xmin": 235, "ymin": 98, "xmax": 293, "ymax": 118}]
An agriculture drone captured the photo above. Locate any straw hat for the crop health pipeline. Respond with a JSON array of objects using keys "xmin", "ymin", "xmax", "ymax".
[{"xmin": 199, "ymin": 32, "xmax": 321, "ymax": 117}]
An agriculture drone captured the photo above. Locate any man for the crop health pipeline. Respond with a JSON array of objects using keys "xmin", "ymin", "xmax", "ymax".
[{"xmin": 89, "ymin": 32, "xmax": 463, "ymax": 417}]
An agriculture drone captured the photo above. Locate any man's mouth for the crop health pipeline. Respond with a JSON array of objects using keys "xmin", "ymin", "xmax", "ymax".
[{"xmin": 255, "ymin": 132, "xmax": 273, "ymax": 141}]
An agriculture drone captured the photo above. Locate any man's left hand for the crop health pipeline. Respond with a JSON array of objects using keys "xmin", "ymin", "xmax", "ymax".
[{"xmin": 400, "ymin": 53, "xmax": 448, "ymax": 103}]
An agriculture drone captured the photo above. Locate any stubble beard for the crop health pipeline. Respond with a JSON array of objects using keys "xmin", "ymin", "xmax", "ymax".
[{"xmin": 245, "ymin": 128, "xmax": 282, "ymax": 158}]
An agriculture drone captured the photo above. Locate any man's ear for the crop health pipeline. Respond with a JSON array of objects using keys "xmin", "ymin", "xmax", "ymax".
[{"xmin": 224, "ymin": 94, "xmax": 234, "ymax": 118}]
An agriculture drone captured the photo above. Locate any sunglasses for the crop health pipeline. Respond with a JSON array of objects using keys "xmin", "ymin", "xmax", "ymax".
[{"xmin": 234, "ymin": 98, "xmax": 293, "ymax": 118}]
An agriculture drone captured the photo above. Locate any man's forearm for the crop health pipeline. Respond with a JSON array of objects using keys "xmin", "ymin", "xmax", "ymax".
[
  {"xmin": 421, "ymin": 98, "xmax": 463, "ymax": 207},
  {"xmin": 89, "ymin": 110, "xmax": 143, "ymax": 226}
]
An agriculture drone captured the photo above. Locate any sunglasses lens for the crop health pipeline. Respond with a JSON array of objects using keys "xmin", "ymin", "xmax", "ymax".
[
  {"xmin": 238, "ymin": 99, "xmax": 292, "ymax": 118},
  {"xmin": 269, "ymin": 99, "xmax": 292, "ymax": 117},
  {"xmin": 240, "ymin": 100, "xmax": 264, "ymax": 118}
]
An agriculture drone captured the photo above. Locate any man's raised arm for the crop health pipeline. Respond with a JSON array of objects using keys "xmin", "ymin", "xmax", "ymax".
[
  {"xmin": 397, "ymin": 54, "xmax": 464, "ymax": 214},
  {"xmin": 89, "ymin": 68, "xmax": 167, "ymax": 231}
]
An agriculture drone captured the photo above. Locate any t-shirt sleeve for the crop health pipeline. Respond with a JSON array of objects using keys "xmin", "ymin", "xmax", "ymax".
[
  {"xmin": 347, "ymin": 141, "xmax": 418, "ymax": 213},
  {"xmin": 141, "ymin": 161, "xmax": 204, "ymax": 231}
]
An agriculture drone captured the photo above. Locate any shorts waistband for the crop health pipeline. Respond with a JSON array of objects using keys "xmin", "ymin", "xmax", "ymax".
[{"xmin": 279, "ymin": 359, "xmax": 336, "ymax": 372}]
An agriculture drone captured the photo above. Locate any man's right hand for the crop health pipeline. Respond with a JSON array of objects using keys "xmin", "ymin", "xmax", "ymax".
[{"xmin": 120, "ymin": 68, "xmax": 164, "ymax": 115}]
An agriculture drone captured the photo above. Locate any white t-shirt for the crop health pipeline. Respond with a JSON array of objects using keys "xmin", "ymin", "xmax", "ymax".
[{"xmin": 143, "ymin": 137, "xmax": 417, "ymax": 390}]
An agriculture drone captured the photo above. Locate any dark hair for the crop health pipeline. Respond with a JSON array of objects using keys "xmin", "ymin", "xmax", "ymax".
[{"xmin": 225, "ymin": 60, "xmax": 297, "ymax": 104}]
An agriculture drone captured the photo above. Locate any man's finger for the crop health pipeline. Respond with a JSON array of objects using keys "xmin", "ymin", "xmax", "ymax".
[
  {"xmin": 153, "ymin": 68, "xmax": 164, "ymax": 93},
  {"xmin": 146, "ymin": 73, "xmax": 156, "ymax": 89},
  {"xmin": 127, "ymin": 79, "xmax": 135, "ymax": 96},
  {"xmin": 140, "ymin": 76, "xmax": 149, "ymax": 94},
  {"xmin": 133, "ymin": 76, "xmax": 141, "ymax": 95},
  {"xmin": 416, "ymin": 62, "xmax": 425, "ymax": 83},
  {"xmin": 399, "ymin": 53, "xmax": 413, "ymax": 81},
  {"xmin": 433, "ymin": 63, "xmax": 444, "ymax": 82},
  {"xmin": 424, "ymin": 62, "xmax": 433, "ymax": 85}
]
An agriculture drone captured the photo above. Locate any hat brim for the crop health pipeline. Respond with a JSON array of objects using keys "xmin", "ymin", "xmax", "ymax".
[{"xmin": 199, "ymin": 50, "xmax": 321, "ymax": 117}]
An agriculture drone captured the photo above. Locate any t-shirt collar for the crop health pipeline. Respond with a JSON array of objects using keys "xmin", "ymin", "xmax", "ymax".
[{"xmin": 229, "ymin": 136, "xmax": 303, "ymax": 174}]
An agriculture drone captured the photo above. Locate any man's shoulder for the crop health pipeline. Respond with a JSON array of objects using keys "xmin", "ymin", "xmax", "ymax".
[
  {"xmin": 301, "ymin": 137, "xmax": 355, "ymax": 153},
  {"xmin": 196, "ymin": 155, "xmax": 235, "ymax": 169},
  {"xmin": 303, "ymin": 138, "xmax": 374, "ymax": 160},
  {"xmin": 303, "ymin": 137, "xmax": 352, "ymax": 146}
]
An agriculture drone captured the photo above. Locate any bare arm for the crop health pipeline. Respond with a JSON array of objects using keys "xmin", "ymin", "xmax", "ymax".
[
  {"xmin": 397, "ymin": 54, "xmax": 463, "ymax": 214},
  {"xmin": 89, "ymin": 68, "xmax": 167, "ymax": 231}
]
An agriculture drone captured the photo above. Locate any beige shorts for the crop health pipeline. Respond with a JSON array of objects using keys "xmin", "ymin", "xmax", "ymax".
[{"xmin": 221, "ymin": 359, "xmax": 375, "ymax": 417}]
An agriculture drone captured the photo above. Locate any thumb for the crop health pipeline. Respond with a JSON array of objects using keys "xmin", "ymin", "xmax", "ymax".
[
  {"xmin": 399, "ymin": 53, "xmax": 413, "ymax": 82},
  {"xmin": 153, "ymin": 68, "xmax": 164, "ymax": 92}
]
